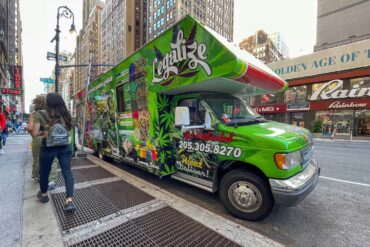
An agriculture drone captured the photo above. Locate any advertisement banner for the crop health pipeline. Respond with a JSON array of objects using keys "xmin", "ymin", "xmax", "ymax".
[
  {"xmin": 252, "ymin": 104, "xmax": 287, "ymax": 113},
  {"xmin": 1, "ymin": 88, "xmax": 22, "ymax": 95},
  {"xmin": 310, "ymin": 98, "xmax": 370, "ymax": 110},
  {"xmin": 8, "ymin": 65, "xmax": 22, "ymax": 89}
]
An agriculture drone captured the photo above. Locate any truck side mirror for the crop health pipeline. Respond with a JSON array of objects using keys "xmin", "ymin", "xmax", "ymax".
[
  {"xmin": 204, "ymin": 111, "xmax": 212, "ymax": 130},
  {"xmin": 175, "ymin": 107, "xmax": 190, "ymax": 127}
]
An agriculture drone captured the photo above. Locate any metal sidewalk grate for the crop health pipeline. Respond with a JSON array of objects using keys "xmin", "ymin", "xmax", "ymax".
[
  {"xmin": 93, "ymin": 180, "xmax": 155, "ymax": 210},
  {"xmin": 56, "ymin": 171, "xmax": 86, "ymax": 187},
  {"xmin": 52, "ymin": 181, "xmax": 155, "ymax": 232},
  {"xmin": 70, "ymin": 206, "xmax": 240, "ymax": 247},
  {"xmin": 76, "ymin": 166, "xmax": 116, "ymax": 182},
  {"xmin": 58, "ymin": 158, "xmax": 97, "ymax": 169},
  {"xmin": 131, "ymin": 206, "xmax": 241, "ymax": 247},
  {"xmin": 55, "ymin": 166, "xmax": 116, "ymax": 187},
  {"xmin": 71, "ymin": 158, "xmax": 98, "ymax": 167},
  {"xmin": 70, "ymin": 221, "xmax": 158, "ymax": 247},
  {"xmin": 51, "ymin": 187, "xmax": 117, "ymax": 231}
]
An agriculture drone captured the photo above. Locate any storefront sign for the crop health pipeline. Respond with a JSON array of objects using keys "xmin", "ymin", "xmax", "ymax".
[
  {"xmin": 14, "ymin": 66, "xmax": 22, "ymax": 89},
  {"xmin": 310, "ymin": 98, "xmax": 370, "ymax": 110},
  {"xmin": 268, "ymin": 39, "xmax": 370, "ymax": 80},
  {"xmin": 310, "ymin": 79, "xmax": 370, "ymax": 100},
  {"xmin": 1, "ymin": 88, "xmax": 22, "ymax": 95},
  {"xmin": 253, "ymin": 104, "xmax": 287, "ymax": 113},
  {"xmin": 287, "ymin": 102, "xmax": 310, "ymax": 111}
]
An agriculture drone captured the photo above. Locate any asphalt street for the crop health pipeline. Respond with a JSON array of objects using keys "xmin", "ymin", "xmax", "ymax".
[{"xmin": 112, "ymin": 139, "xmax": 370, "ymax": 247}]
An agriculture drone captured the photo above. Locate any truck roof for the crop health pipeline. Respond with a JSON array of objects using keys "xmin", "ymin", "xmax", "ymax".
[{"xmin": 89, "ymin": 15, "xmax": 287, "ymax": 97}]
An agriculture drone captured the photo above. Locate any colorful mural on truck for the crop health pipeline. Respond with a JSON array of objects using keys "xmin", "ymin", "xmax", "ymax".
[{"xmin": 76, "ymin": 15, "xmax": 288, "ymax": 180}]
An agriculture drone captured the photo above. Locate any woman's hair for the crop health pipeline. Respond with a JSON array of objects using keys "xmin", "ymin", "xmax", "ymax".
[
  {"xmin": 45, "ymin": 93, "xmax": 72, "ymax": 130},
  {"xmin": 32, "ymin": 95, "xmax": 46, "ymax": 111}
]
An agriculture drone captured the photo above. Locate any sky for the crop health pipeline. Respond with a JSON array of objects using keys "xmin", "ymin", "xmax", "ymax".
[{"xmin": 20, "ymin": 0, "xmax": 317, "ymax": 113}]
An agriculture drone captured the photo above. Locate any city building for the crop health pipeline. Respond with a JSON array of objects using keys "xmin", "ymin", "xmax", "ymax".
[
  {"xmin": 100, "ymin": 0, "xmax": 147, "ymax": 74},
  {"xmin": 147, "ymin": 0, "xmax": 234, "ymax": 42},
  {"xmin": 239, "ymin": 30, "xmax": 286, "ymax": 64},
  {"xmin": 315, "ymin": 0, "xmax": 370, "ymax": 51},
  {"xmin": 15, "ymin": 0, "xmax": 24, "ymax": 113},
  {"xmin": 0, "ymin": 0, "xmax": 8, "ymax": 90},
  {"xmin": 51, "ymin": 51, "xmax": 74, "ymax": 97},
  {"xmin": 75, "ymin": 1, "xmax": 103, "ymax": 95},
  {"xmin": 0, "ymin": 0, "xmax": 23, "ymax": 117},
  {"xmin": 251, "ymin": 39, "xmax": 370, "ymax": 140},
  {"xmin": 83, "ymin": 0, "xmax": 101, "ymax": 29}
]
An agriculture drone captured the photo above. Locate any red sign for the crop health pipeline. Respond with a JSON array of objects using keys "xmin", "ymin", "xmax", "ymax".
[
  {"xmin": 252, "ymin": 104, "xmax": 287, "ymax": 113},
  {"xmin": 14, "ymin": 66, "xmax": 22, "ymax": 89},
  {"xmin": 261, "ymin": 94, "xmax": 271, "ymax": 103},
  {"xmin": 1, "ymin": 88, "xmax": 22, "ymax": 95},
  {"xmin": 310, "ymin": 98, "xmax": 370, "ymax": 110}
]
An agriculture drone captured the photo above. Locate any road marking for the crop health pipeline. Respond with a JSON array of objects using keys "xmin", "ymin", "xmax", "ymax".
[{"xmin": 320, "ymin": 176, "xmax": 370, "ymax": 187}]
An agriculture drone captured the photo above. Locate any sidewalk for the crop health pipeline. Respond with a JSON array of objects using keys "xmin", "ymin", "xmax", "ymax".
[
  {"xmin": 2, "ymin": 135, "xmax": 282, "ymax": 247},
  {"xmin": 0, "ymin": 135, "xmax": 30, "ymax": 247}
]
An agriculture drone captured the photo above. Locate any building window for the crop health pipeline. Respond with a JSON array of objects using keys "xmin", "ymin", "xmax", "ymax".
[{"xmin": 284, "ymin": 86, "xmax": 307, "ymax": 103}]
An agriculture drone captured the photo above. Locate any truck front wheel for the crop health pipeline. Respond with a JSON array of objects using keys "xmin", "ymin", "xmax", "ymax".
[{"xmin": 219, "ymin": 169, "xmax": 274, "ymax": 221}]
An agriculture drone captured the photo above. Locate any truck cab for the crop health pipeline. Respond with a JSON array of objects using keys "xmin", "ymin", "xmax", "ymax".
[{"xmin": 171, "ymin": 92, "xmax": 319, "ymax": 221}]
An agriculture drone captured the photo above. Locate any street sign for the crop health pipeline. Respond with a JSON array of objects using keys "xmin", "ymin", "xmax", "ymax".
[
  {"xmin": 40, "ymin": 77, "xmax": 55, "ymax": 84},
  {"xmin": 47, "ymin": 52, "xmax": 67, "ymax": 62}
]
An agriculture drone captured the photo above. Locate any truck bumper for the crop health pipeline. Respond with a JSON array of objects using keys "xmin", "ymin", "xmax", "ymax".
[{"xmin": 269, "ymin": 159, "xmax": 320, "ymax": 207}]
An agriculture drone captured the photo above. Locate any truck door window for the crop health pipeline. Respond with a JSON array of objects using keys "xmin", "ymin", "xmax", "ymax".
[
  {"xmin": 178, "ymin": 98, "xmax": 205, "ymax": 125},
  {"xmin": 116, "ymin": 84, "xmax": 125, "ymax": 112}
]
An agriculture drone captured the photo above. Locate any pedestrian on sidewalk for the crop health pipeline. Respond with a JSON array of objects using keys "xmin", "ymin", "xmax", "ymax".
[
  {"xmin": 32, "ymin": 93, "xmax": 76, "ymax": 212},
  {"xmin": 0, "ymin": 108, "xmax": 6, "ymax": 155},
  {"xmin": 15, "ymin": 121, "xmax": 20, "ymax": 135},
  {"xmin": 27, "ymin": 95, "xmax": 58, "ymax": 189}
]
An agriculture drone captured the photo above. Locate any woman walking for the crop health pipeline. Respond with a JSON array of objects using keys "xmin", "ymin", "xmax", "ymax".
[
  {"xmin": 32, "ymin": 93, "xmax": 76, "ymax": 212},
  {"xmin": 27, "ymin": 95, "xmax": 58, "ymax": 188}
]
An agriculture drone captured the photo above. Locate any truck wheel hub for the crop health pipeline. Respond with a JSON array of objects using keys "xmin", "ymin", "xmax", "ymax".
[{"xmin": 228, "ymin": 181, "xmax": 262, "ymax": 213}]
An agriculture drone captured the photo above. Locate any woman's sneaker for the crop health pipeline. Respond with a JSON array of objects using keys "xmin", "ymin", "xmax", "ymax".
[
  {"xmin": 48, "ymin": 182, "xmax": 56, "ymax": 191},
  {"xmin": 37, "ymin": 191, "xmax": 49, "ymax": 203},
  {"xmin": 64, "ymin": 201, "xmax": 76, "ymax": 213}
]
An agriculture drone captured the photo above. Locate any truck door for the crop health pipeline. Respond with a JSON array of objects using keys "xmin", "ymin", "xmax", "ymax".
[{"xmin": 171, "ymin": 97, "xmax": 217, "ymax": 190}]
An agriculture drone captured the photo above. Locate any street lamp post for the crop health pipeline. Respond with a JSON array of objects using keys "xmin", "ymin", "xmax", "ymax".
[{"xmin": 51, "ymin": 6, "xmax": 75, "ymax": 94}]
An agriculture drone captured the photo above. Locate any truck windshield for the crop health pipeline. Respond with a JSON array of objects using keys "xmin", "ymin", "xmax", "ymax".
[{"xmin": 204, "ymin": 94, "xmax": 265, "ymax": 126}]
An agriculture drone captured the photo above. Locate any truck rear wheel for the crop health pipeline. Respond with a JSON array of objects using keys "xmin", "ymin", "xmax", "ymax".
[{"xmin": 219, "ymin": 169, "xmax": 274, "ymax": 221}]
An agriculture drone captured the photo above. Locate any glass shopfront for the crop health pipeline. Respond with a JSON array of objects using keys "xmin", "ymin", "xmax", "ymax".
[
  {"xmin": 290, "ymin": 112, "xmax": 307, "ymax": 128},
  {"xmin": 354, "ymin": 110, "xmax": 370, "ymax": 136},
  {"xmin": 316, "ymin": 110, "xmax": 353, "ymax": 136},
  {"xmin": 284, "ymin": 86, "xmax": 307, "ymax": 103}
]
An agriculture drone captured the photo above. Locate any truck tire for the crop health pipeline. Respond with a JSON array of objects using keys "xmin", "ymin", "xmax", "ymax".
[{"xmin": 219, "ymin": 169, "xmax": 274, "ymax": 221}]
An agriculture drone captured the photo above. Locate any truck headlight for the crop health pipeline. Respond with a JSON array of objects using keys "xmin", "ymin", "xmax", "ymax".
[{"xmin": 275, "ymin": 150, "xmax": 302, "ymax": 170}]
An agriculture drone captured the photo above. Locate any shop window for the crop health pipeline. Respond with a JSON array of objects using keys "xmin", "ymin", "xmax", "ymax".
[
  {"xmin": 310, "ymin": 81, "xmax": 340, "ymax": 99},
  {"xmin": 315, "ymin": 110, "xmax": 353, "ymax": 135},
  {"xmin": 354, "ymin": 110, "xmax": 370, "ymax": 136},
  {"xmin": 284, "ymin": 86, "xmax": 307, "ymax": 103},
  {"xmin": 350, "ymin": 77, "xmax": 370, "ymax": 97}
]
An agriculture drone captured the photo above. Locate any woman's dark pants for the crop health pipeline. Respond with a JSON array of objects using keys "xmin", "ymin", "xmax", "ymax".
[{"xmin": 39, "ymin": 142, "xmax": 74, "ymax": 197}]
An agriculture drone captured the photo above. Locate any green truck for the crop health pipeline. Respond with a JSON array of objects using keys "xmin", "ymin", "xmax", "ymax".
[{"xmin": 77, "ymin": 15, "xmax": 320, "ymax": 221}]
